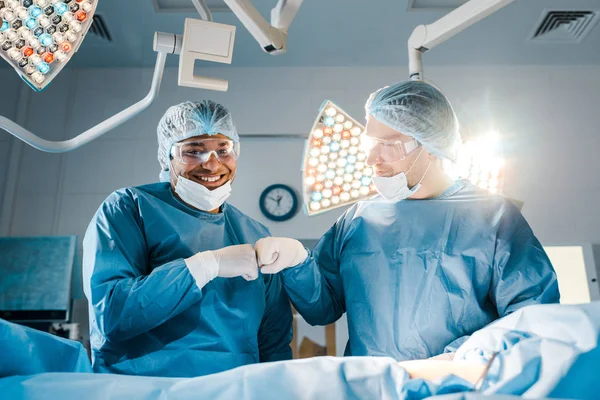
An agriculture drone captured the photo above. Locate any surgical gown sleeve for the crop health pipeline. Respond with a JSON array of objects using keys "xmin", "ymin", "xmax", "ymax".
[
  {"xmin": 491, "ymin": 210, "xmax": 560, "ymax": 314},
  {"xmin": 281, "ymin": 220, "xmax": 346, "ymax": 326},
  {"xmin": 83, "ymin": 192, "xmax": 203, "ymax": 342},
  {"xmin": 257, "ymin": 273, "xmax": 293, "ymax": 362},
  {"xmin": 445, "ymin": 207, "xmax": 560, "ymax": 354}
]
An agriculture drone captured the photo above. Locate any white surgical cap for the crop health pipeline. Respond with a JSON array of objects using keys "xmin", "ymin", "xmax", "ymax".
[
  {"xmin": 365, "ymin": 81, "xmax": 461, "ymax": 161},
  {"xmin": 157, "ymin": 100, "xmax": 239, "ymax": 182}
]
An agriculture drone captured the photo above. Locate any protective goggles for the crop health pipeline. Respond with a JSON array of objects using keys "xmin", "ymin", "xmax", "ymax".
[
  {"xmin": 171, "ymin": 138, "xmax": 240, "ymax": 165},
  {"xmin": 360, "ymin": 134, "xmax": 421, "ymax": 163}
]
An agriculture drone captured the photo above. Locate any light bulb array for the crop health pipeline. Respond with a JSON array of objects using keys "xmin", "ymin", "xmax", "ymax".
[
  {"xmin": 302, "ymin": 101, "xmax": 377, "ymax": 216},
  {"xmin": 0, "ymin": 0, "xmax": 97, "ymax": 91}
]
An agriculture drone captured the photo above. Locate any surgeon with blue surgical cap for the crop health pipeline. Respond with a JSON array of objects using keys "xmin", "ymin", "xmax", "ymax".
[
  {"xmin": 83, "ymin": 101, "xmax": 292, "ymax": 377},
  {"xmin": 255, "ymin": 81, "xmax": 560, "ymax": 361}
]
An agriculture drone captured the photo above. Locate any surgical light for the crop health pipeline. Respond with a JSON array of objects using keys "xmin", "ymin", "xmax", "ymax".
[
  {"xmin": 302, "ymin": 101, "xmax": 378, "ymax": 216},
  {"xmin": 445, "ymin": 132, "xmax": 505, "ymax": 194},
  {"xmin": 0, "ymin": 0, "xmax": 98, "ymax": 92},
  {"xmin": 0, "ymin": 0, "xmax": 517, "ymax": 154}
]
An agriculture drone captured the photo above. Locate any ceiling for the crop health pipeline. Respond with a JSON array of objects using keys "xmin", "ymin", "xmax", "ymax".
[{"xmin": 6, "ymin": 0, "xmax": 600, "ymax": 69}]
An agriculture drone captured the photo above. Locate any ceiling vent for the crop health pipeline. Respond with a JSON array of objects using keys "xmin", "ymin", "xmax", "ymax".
[
  {"xmin": 153, "ymin": 0, "xmax": 230, "ymax": 13},
  {"xmin": 88, "ymin": 15, "xmax": 112, "ymax": 42},
  {"xmin": 407, "ymin": 0, "xmax": 469, "ymax": 11},
  {"xmin": 532, "ymin": 10, "xmax": 599, "ymax": 43}
]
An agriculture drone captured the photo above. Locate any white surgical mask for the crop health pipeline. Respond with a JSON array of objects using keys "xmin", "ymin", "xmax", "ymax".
[
  {"xmin": 174, "ymin": 175, "xmax": 232, "ymax": 212},
  {"xmin": 372, "ymin": 148, "xmax": 431, "ymax": 203}
]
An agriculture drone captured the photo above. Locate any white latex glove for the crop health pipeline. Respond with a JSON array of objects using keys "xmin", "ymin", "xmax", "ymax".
[
  {"xmin": 255, "ymin": 237, "xmax": 308, "ymax": 274},
  {"xmin": 185, "ymin": 244, "xmax": 259, "ymax": 288}
]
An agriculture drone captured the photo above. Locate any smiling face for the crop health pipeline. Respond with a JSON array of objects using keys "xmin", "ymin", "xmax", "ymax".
[{"xmin": 169, "ymin": 134, "xmax": 238, "ymax": 191}]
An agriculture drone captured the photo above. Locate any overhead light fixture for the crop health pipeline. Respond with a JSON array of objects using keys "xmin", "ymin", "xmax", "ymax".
[
  {"xmin": 0, "ymin": 0, "xmax": 98, "ymax": 92},
  {"xmin": 0, "ymin": 23, "xmax": 235, "ymax": 153},
  {"xmin": 302, "ymin": 101, "xmax": 377, "ymax": 216},
  {"xmin": 2, "ymin": 0, "xmax": 522, "ymax": 153},
  {"xmin": 0, "ymin": 0, "xmax": 306, "ymax": 153}
]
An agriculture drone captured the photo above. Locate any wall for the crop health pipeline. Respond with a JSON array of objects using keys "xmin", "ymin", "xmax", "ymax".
[{"xmin": 2, "ymin": 64, "xmax": 600, "ymax": 350}]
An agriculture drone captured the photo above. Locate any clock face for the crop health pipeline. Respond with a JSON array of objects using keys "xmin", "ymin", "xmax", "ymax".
[{"xmin": 260, "ymin": 184, "xmax": 298, "ymax": 221}]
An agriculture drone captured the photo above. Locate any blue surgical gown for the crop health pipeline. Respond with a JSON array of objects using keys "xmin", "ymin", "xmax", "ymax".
[
  {"xmin": 82, "ymin": 182, "xmax": 293, "ymax": 377},
  {"xmin": 282, "ymin": 180, "xmax": 559, "ymax": 360}
]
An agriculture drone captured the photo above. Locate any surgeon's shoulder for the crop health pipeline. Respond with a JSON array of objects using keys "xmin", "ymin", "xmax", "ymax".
[
  {"xmin": 341, "ymin": 202, "xmax": 363, "ymax": 221},
  {"xmin": 343, "ymin": 196, "xmax": 386, "ymax": 221},
  {"xmin": 457, "ymin": 182, "xmax": 528, "ymax": 225},
  {"xmin": 96, "ymin": 183, "xmax": 169, "ymax": 221},
  {"xmin": 327, "ymin": 201, "xmax": 366, "ymax": 234}
]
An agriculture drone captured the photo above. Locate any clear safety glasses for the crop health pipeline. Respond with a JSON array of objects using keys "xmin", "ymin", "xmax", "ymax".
[
  {"xmin": 360, "ymin": 134, "xmax": 421, "ymax": 163},
  {"xmin": 171, "ymin": 138, "xmax": 240, "ymax": 165}
]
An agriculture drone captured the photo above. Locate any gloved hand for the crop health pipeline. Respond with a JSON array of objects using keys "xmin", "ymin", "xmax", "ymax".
[
  {"xmin": 255, "ymin": 237, "xmax": 308, "ymax": 274},
  {"xmin": 185, "ymin": 244, "xmax": 259, "ymax": 289},
  {"xmin": 212, "ymin": 244, "xmax": 259, "ymax": 280}
]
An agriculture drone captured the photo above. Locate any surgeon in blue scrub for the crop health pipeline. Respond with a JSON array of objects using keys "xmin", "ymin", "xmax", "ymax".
[
  {"xmin": 255, "ymin": 81, "xmax": 560, "ymax": 361},
  {"xmin": 83, "ymin": 101, "xmax": 292, "ymax": 377}
]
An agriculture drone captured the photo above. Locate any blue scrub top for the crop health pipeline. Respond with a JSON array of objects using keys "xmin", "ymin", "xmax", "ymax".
[
  {"xmin": 83, "ymin": 183, "xmax": 292, "ymax": 377},
  {"xmin": 283, "ymin": 180, "xmax": 559, "ymax": 360}
]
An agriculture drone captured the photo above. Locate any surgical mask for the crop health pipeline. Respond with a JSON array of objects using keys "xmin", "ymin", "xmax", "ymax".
[
  {"xmin": 372, "ymin": 148, "xmax": 431, "ymax": 202},
  {"xmin": 174, "ymin": 175, "xmax": 232, "ymax": 212}
]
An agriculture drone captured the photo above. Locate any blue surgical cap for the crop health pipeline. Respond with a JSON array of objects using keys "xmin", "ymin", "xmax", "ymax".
[
  {"xmin": 157, "ymin": 100, "xmax": 239, "ymax": 182},
  {"xmin": 365, "ymin": 81, "xmax": 461, "ymax": 161}
]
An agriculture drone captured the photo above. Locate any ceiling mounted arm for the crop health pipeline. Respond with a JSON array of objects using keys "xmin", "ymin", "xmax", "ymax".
[
  {"xmin": 271, "ymin": 0, "xmax": 303, "ymax": 33},
  {"xmin": 407, "ymin": 0, "xmax": 516, "ymax": 81},
  {"xmin": 191, "ymin": 0, "xmax": 214, "ymax": 21},
  {"xmin": 222, "ymin": 0, "xmax": 303, "ymax": 54},
  {"xmin": 0, "ymin": 48, "xmax": 167, "ymax": 153}
]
